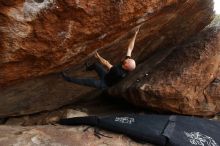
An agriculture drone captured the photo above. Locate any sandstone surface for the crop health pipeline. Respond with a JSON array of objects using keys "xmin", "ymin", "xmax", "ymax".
[
  {"xmin": 0, "ymin": 125, "xmax": 153, "ymax": 146},
  {"xmin": 0, "ymin": 0, "xmax": 214, "ymax": 87},
  {"xmin": 0, "ymin": 0, "xmax": 214, "ymax": 117}
]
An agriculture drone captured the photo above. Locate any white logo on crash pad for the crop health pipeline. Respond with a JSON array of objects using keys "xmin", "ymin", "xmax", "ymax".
[
  {"xmin": 115, "ymin": 117, "xmax": 135, "ymax": 124},
  {"xmin": 184, "ymin": 131, "xmax": 218, "ymax": 146}
]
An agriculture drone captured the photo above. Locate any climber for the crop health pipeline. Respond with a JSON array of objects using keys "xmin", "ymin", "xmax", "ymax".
[{"xmin": 61, "ymin": 26, "xmax": 140, "ymax": 89}]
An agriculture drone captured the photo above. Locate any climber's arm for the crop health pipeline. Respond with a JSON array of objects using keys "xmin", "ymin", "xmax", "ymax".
[
  {"xmin": 126, "ymin": 26, "xmax": 140, "ymax": 57},
  {"xmin": 95, "ymin": 52, "xmax": 113, "ymax": 70}
]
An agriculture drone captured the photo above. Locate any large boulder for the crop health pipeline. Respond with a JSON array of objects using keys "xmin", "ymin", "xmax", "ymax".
[
  {"xmin": 109, "ymin": 27, "xmax": 220, "ymax": 116},
  {"xmin": 0, "ymin": 0, "xmax": 214, "ymax": 87},
  {"xmin": 0, "ymin": 0, "xmax": 214, "ymax": 117}
]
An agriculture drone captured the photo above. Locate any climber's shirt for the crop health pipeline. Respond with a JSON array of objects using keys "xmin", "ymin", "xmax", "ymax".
[{"xmin": 104, "ymin": 64, "xmax": 128, "ymax": 86}]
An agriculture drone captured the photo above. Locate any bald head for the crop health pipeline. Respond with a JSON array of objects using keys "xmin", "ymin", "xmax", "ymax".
[{"xmin": 122, "ymin": 58, "xmax": 136, "ymax": 72}]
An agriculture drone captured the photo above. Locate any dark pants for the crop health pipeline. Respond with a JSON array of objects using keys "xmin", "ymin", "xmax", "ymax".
[{"xmin": 62, "ymin": 63, "xmax": 108, "ymax": 90}]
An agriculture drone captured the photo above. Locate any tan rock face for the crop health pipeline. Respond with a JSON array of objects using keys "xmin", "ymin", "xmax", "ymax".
[
  {"xmin": 0, "ymin": 0, "xmax": 214, "ymax": 87},
  {"xmin": 0, "ymin": 125, "xmax": 153, "ymax": 146},
  {"xmin": 204, "ymin": 77, "xmax": 220, "ymax": 111},
  {"xmin": 109, "ymin": 27, "xmax": 220, "ymax": 116}
]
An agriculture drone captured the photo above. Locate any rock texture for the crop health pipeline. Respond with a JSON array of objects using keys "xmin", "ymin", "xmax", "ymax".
[
  {"xmin": 0, "ymin": 0, "xmax": 214, "ymax": 117},
  {"xmin": 4, "ymin": 95, "xmax": 143, "ymax": 126},
  {"xmin": 0, "ymin": 125, "xmax": 153, "ymax": 146},
  {"xmin": 0, "ymin": 70, "xmax": 101, "ymax": 117},
  {"xmin": 109, "ymin": 27, "xmax": 220, "ymax": 116},
  {"xmin": 0, "ymin": 0, "xmax": 214, "ymax": 87},
  {"xmin": 204, "ymin": 77, "xmax": 220, "ymax": 109}
]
